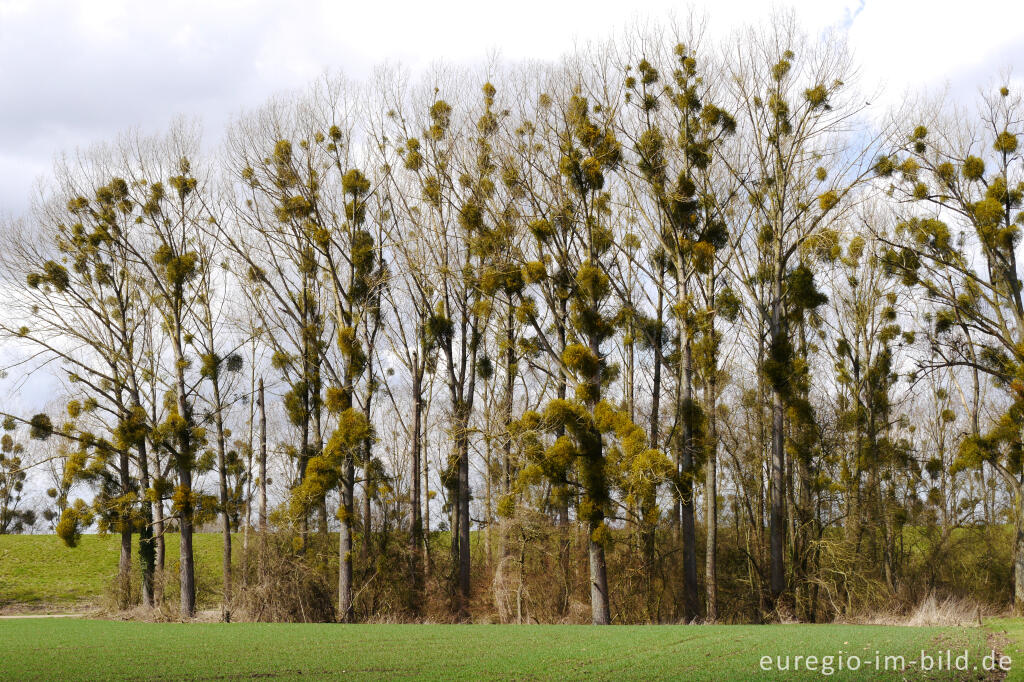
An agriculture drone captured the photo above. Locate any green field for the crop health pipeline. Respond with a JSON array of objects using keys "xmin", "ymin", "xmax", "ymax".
[
  {"xmin": 0, "ymin": 618, "xmax": 1010, "ymax": 681},
  {"xmin": 2, "ymin": 534, "xmax": 1022, "ymax": 679},
  {"xmin": 0, "ymin": 531, "xmax": 466, "ymax": 612},
  {"xmin": 0, "ymin": 533, "xmax": 238, "ymax": 611}
]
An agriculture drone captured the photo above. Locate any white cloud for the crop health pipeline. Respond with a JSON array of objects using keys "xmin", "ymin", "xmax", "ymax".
[
  {"xmin": 846, "ymin": 0, "xmax": 1024, "ymax": 106},
  {"xmin": 0, "ymin": 0, "xmax": 1021, "ymax": 221}
]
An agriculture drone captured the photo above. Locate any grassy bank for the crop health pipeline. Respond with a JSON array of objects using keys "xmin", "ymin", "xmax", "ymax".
[{"xmin": 0, "ymin": 533, "xmax": 238, "ymax": 611}]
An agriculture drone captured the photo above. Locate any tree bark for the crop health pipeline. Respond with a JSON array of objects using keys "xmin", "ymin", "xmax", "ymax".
[
  {"xmin": 117, "ymin": 448, "xmax": 132, "ymax": 610},
  {"xmin": 338, "ymin": 455, "xmax": 355, "ymax": 622},
  {"xmin": 680, "ymin": 342, "xmax": 699, "ymax": 621},
  {"xmin": 178, "ymin": 465, "xmax": 196, "ymax": 619},
  {"xmin": 118, "ymin": 523, "xmax": 132, "ymax": 611},
  {"xmin": 705, "ymin": 351, "xmax": 719, "ymax": 622},
  {"xmin": 361, "ymin": 351, "xmax": 375, "ymax": 562},
  {"xmin": 555, "ymin": 303, "xmax": 571, "ymax": 616},
  {"xmin": 587, "ymin": 318, "xmax": 611, "ymax": 625},
  {"xmin": 154, "ymin": 496, "xmax": 166, "ymax": 603},
  {"xmin": 410, "ymin": 356, "xmax": 424, "ymax": 613},
  {"xmin": 212, "ymin": 376, "xmax": 232, "ymax": 622},
  {"xmin": 769, "ymin": 259, "xmax": 787, "ymax": 607},
  {"xmin": 649, "ymin": 267, "xmax": 664, "ymax": 453},
  {"xmin": 137, "ymin": 438, "xmax": 155, "ymax": 608},
  {"xmin": 1015, "ymin": 487, "xmax": 1024, "ymax": 614},
  {"xmin": 257, "ymin": 378, "xmax": 268, "ymax": 581},
  {"xmin": 500, "ymin": 301, "xmax": 515, "ymax": 561},
  {"xmin": 423, "ymin": 425, "xmax": 431, "ymax": 578},
  {"xmin": 258, "ymin": 378, "xmax": 268, "ymax": 532},
  {"xmin": 589, "ymin": 534, "xmax": 611, "ymax": 625},
  {"xmin": 452, "ymin": 408, "xmax": 471, "ymax": 619},
  {"xmin": 173, "ymin": 331, "xmax": 196, "ymax": 620},
  {"xmin": 677, "ymin": 270, "xmax": 699, "ymax": 621},
  {"xmin": 362, "ymin": 475, "xmax": 372, "ymax": 559}
]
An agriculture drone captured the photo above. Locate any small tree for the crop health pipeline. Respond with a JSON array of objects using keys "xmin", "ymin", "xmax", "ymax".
[{"xmin": 0, "ymin": 423, "xmax": 36, "ymax": 534}]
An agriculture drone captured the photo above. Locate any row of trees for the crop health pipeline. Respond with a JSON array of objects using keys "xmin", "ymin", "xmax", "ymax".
[{"xmin": 2, "ymin": 14, "xmax": 1022, "ymax": 624}]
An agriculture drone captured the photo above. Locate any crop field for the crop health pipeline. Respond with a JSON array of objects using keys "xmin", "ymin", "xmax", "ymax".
[
  {"xmin": 0, "ymin": 618, "xmax": 1012, "ymax": 681},
  {"xmin": 2, "ymin": 534, "xmax": 1022, "ymax": 679}
]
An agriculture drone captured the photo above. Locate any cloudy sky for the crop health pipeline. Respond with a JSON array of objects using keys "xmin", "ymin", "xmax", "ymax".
[{"xmin": 1, "ymin": 0, "xmax": 1023, "ymax": 220}]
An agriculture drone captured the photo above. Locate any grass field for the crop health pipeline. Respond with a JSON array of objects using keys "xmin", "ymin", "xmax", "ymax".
[
  {"xmin": 2, "ymin": 534, "xmax": 1022, "ymax": 679},
  {"xmin": 0, "ymin": 531, "xmax": 467, "ymax": 612},
  {"xmin": 0, "ymin": 533, "xmax": 238, "ymax": 611},
  {"xmin": 989, "ymin": 618, "xmax": 1024, "ymax": 679},
  {"xmin": 0, "ymin": 618, "xmax": 1008, "ymax": 681}
]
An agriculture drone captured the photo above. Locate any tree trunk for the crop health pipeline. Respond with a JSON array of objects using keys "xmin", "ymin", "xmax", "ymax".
[
  {"xmin": 154, "ymin": 497, "xmax": 166, "ymax": 604},
  {"xmin": 589, "ymin": 533, "xmax": 611, "ymax": 625},
  {"xmin": 705, "ymin": 370, "xmax": 719, "ymax": 622},
  {"xmin": 314, "ymin": 385, "xmax": 327, "ymax": 541},
  {"xmin": 423, "ymin": 424, "xmax": 431, "ymax": 578},
  {"xmin": 500, "ymin": 301, "xmax": 515, "ymax": 561},
  {"xmin": 362, "ymin": 477, "xmax": 372, "ymax": 559},
  {"xmin": 174, "ymin": 333, "xmax": 196, "ymax": 620},
  {"xmin": 137, "ymin": 438, "xmax": 155, "ymax": 608},
  {"xmin": 213, "ymin": 379, "xmax": 232, "ymax": 622},
  {"xmin": 118, "ymin": 523, "xmax": 132, "ymax": 611},
  {"xmin": 1015, "ymin": 487, "xmax": 1024, "ymax": 614},
  {"xmin": 338, "ymin": 455, "xmax": 355, "ymax": 622},
  {"xmin": 410, "ymin": 358, "xmax": 424, "ymax": 613},
  {"xmin": 555, "ymin": 304, "xmax": 571, "ymax": 616},
  {"xmin": 243, "ymin": 358, "xmax": 254, "ymax": 586},
  {"xmin": 361, "ymin": 351, "xmax": 375, "ymax": 561},
  {"xmin": 586, "ymin": 315, "xmax": 611, "ymax": 626},
  {"xmin": 257, "ymin": 378, "xmax": 268, "ymax": 580},
  {"xmin": 769, "ymin": 386, "xmax": 786, "ymax": 604},
  {"xmin": 649, "ymin": 267, "xmax": 664, "ymax": 452},
  {"xmin": 769, "ymin": 271, "xmax": 787, "ymax": 607},
  {"xmin": 178, "ymin": 466, "xmax": 197, "ymax": 619},
  {"xmin": 258, "ymin": 378, "xmax": 268, "ymax": 532},
  {"xmin": 644, "ymin": 271, "xmax": 664, "ymax": 619},
  {"xmin": 677, "ymin": 271, "xmax": 699, "ymax": 621},
  {"xmin": 796, "ymin": 455, "xmax": 815, "ymax": 619},
  {"xmin": 138, "ymin": 515, "xmax": 155, "ymax": 609},
  {"xmin": 456, "ymin": 412, "xmax": 471, "ymax": 618},
  {"xmin": 117, "ymin": 447, "xmax": 132, "ymax": 610},
  {"xmin": 298, "ymin": 296, "xmax": 312, "ymax": 547}
]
